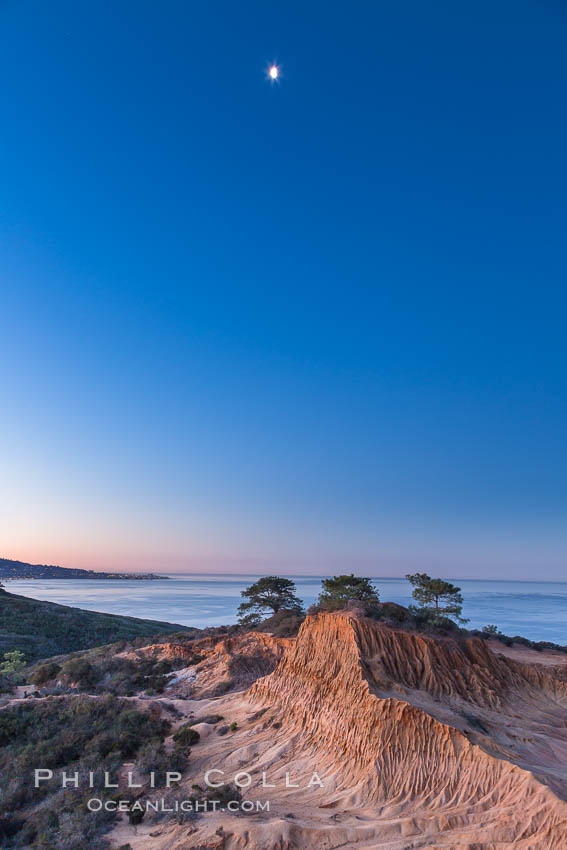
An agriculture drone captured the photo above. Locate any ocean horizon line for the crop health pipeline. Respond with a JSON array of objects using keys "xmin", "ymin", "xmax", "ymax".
[{"xmin": 47, "ymin": 571, "xmax": 567, "ymax": 585}]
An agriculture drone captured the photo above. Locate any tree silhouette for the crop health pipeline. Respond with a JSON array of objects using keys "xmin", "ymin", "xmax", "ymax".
[
  {"xmin": 317, "ymin": 574, "xmax": 380, "ymax": 610},
  {"xmin": 237, "ymin": 576, "xmax": 303, "ymax": 626},
  {"xmin": 406, "ymin": 573, "xmax": 467, "ymax": 624}
]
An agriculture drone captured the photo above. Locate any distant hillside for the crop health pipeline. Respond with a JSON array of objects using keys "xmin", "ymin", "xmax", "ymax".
[
  {"xmin": 0, "ymin": 590, "xmax": 196, "ymax": 661},
  {"xmin": 0, "ymin": 557, "xmax": 166, "ymax": 580}
]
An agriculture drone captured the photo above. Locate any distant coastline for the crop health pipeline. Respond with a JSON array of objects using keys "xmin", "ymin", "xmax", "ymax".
[{"xmin": 0, "ymin": 557, "xmax": 168, "ymax": 581}]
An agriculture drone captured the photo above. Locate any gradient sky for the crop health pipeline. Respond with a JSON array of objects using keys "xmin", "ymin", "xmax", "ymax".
[{"xmin": 1, "ymin": 0, "xmax": 566, "ymax": 578}]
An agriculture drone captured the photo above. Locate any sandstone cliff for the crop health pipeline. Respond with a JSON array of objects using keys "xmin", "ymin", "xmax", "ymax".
[
  {"xmin": 110, "ymin": 612, "xmax": 567, "ymax": 849},
  {"xmin": 247, "ymin": 613, "xmax": 567, "ymax": 846}
]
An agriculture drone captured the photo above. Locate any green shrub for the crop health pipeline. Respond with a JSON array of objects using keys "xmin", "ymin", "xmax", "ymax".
[
  {"xmin": 173, "ymin": 723, "xmax": 200, "ymax": 748},
  {"xmin": 410, "ymin": 606, "xmax": 459, "ymax": 634},
  {"xmin": 61, "ymin": 657, "xmax": 99, "ymax": 688},
  {"xmin": 96, "ymin": 656, "xmax": 172, "ymax": 696},
  {"xmin": 0, "ymin": 695, "xmax": 172, "ymax": 847},
  {"xmin": 127, "ymin": 808, "xmax": 144, "ymax": 826},
  {"xmin": 0, "ymin": 650, "xmax": 26, "ymax": 674},
  {"xmin": 377, "ymin": 602, "xmax": 409, "ymax": 623},
  {"xmin": 30, "ymin": 662, "xmax": 62, "ymax": 686},
  {"xmin": 255, "ymin": 609, "xmax": 305, "ymax": 637},
  {"xmin": 206, "ymin": 782, "xmax": 242, "ymax": 806},
  {"xmin": 136, "ymin": 740, "xmax": 187, "ymax": 779},
  {"xmin": 196, "ymin": 713, "xmax": 224, "ymax": 724}
]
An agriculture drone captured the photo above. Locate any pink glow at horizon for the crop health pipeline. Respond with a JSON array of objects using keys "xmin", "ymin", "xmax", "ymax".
[{"xmin": 5, "ymin": 534, "xmax": 567, "ymax": 580}]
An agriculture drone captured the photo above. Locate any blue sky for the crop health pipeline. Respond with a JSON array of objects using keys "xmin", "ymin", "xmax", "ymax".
[{"xmin": 1, "ymin": 0, "xmax": 566, "ymax": 577}]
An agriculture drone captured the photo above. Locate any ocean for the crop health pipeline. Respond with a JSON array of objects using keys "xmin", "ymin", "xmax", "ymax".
[{"xmin": 5, "ymin": 575, "xmax": 567, "ymax": 644}]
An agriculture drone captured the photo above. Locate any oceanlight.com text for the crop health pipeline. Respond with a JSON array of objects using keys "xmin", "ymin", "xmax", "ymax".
[{"xmin": 86, "ymin": 797, "xmax": 270, "ymax": 813}]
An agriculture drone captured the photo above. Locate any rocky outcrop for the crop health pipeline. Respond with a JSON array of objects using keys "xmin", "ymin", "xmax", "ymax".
[
  {"xmin": 144, "ymin": 631, "xmax": 292, "ymax": 699},
  {"xmin": 191, "ymin": 631, "xmax": 293, "ymax": 697},
  {"xmin": 247, "ymin": 612, "xmax": 567, "ymax": 847}
]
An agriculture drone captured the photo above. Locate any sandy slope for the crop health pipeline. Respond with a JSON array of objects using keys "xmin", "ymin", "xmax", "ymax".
[{"xmin": 109, "ymin": 613, "xmax": 567, "ymax": 849}]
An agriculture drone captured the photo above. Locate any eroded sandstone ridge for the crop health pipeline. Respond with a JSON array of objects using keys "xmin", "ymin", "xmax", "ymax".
[
  {"xmin": 112, "ymin": 612, "xmax": 567, "ymax": 849},
  {"xmin": 247, "ymin": 613, "xmax": 567, "ymax": 845}
]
